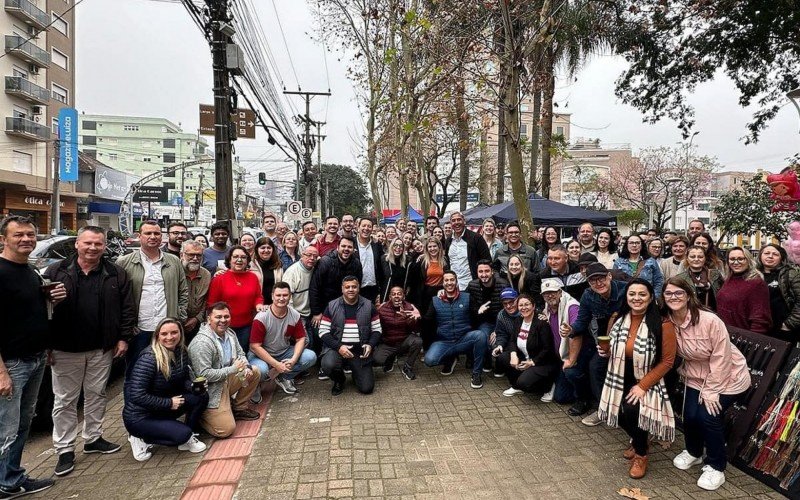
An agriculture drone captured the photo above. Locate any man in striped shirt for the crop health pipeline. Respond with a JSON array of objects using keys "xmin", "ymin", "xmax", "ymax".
[{"xmin": 318, "ymin": 276, "xmax": 382, "ymax": 396}]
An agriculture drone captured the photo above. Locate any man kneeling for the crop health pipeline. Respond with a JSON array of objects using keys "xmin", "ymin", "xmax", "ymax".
[
  {"xmin": 424, "ymin": 271, "xmax": 488, "ymax": 389},
  {"xmin": 188, "ymin": 302, "xmax": 261, "ymax": 438},
  {"xmin": 248, "ymin": 282, "xmax": 317, "ymax": 398},
  {"xmin": 375, "ymin": 285, "xmax": 423, "ymax": 380},
  {"xmin": 319, "ymin": 276, "xmax": 382, "ymax": 396}
]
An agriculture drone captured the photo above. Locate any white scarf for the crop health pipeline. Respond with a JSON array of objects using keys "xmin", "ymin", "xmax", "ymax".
[{"xmin": 545, "ymin": 291, "xmax": 579, "ymax": 360}]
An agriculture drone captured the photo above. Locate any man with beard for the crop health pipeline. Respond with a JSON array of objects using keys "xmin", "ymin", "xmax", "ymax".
[
  {"xmin": 309, "ymin": 237, "xmax": 362, "ymax": 328},
  {"xmin": 201, "ymin": 222, "xmax": 230, "ymax": 274},
  {"xmin": 493, "ymin": 221, "xmax": 538, "ymax": 277},
  {"xmin": 262, "ymin": 213, "xmax": 280, "ymax": 249},
  {"xmin": 163, "ymin": 222, "xmax": 188, "ymax": 257},
  {"xmin": 339, "ymin": 214, "xmax": 356, "ymax": 240},
  {"xmin": 181, "ymin": 240, "xmax": 211, "ymax": 341},
  {"xmin": 314, "ymin": 216, "xmax": 341, "ymax": 258},
  {"xmin": 467, "ymin": 260, "xmax": 508, "ymax": 373}
]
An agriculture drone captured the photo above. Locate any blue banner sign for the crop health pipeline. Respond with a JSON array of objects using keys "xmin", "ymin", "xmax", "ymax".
[{"xmin": 58, "ymin": 107, "xmax": 78, "ymax": 181}]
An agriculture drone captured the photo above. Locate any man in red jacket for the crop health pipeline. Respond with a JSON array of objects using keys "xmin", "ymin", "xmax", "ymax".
[{"xmin": 374, "ymin": 286, "xmax": 422, "ymax": 380}]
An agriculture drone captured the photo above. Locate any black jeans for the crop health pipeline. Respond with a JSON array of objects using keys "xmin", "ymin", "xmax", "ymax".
[
  {"xmin": 124, "ymin": 392, "xmax": 209, "ymax": 446},
  {"xmin": 373, "ymin": 335, "xmax": 423, "ymax": 370},
  {"xmin": 617, "ymin": 359, "xmax": 649, "ymax": 456},
  {"xmin": 321, "ymin": 349, "xmax": 375, "ymax": 394},
  {"xmin": 495, "ymin": 351, "xmax": 558, "ymax": 393}
]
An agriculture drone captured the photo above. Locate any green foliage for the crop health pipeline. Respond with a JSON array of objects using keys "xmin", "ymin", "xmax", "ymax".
[
  {"xmin": 321, "ymin": 163, "xmax": 371, "ymax": 217},
  {"xmin": 617, "ymin": 209, "xmax": 647, "ymax": 230},
  {"xmin": 712, "ymin": 174, "xmax": 797, "ymax": 240}
]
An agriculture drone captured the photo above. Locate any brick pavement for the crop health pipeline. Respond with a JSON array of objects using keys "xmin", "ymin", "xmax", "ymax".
[{"xmin": 17, "ymin": 362, "xmax": 789, "ymax": 499}]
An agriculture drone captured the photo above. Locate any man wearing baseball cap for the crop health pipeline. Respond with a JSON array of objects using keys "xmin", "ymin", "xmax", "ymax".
[
  {"xmin": 559, "ymin": 263, "xmax": 627, "ymax": 426},
  {"xmin": 488, "ymin": 287, "xmax": 521, "ymax": 378},
  {"xmin": 538, "ymin": 279, "xmax": 581, "ymax": 404}
]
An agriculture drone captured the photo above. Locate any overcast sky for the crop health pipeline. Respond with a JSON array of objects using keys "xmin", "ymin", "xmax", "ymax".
[{"xmin": 76, "ymin": 0, "xmax": 799, "ymax": 179}]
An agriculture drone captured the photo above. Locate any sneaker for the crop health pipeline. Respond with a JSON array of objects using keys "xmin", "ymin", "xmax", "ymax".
[
  {"xmin": 568, "ymin": 400, "xmax": 589, "ymax": 417},
  {"xmin": 318, "ymin": 370, "xmax": 329, "ymax": 381},
  {"xmin": 343, "ymin": 368, "xmax": 352, "ymax": 374},
  {"xmin": 441, "ymin": 358, "xmax": 457, "ymax": 376},
  {"xmin": 331, "ymin": 380, "xmax": 344, "ymax": 396},
  {"xmin": 0, "ymin": 478, "xmax": 55, "ymax": 499},
  {"xmin": 470, "ymin": 373, "xmax": 483, "ymax": 389},
  {"xmin": 540, "ymin": 385, "xmax": 555, "ymax": 403},
  {"xmin": 581, "ymin": 412, "xmax": 603, "ymax": 427},
  {"xmin": 482, "ymin": 358, "xmax": 493, "ymax": 373},
  {"xmin": 178, "ymin": 434, "xmax": 207, "ymax": 453},
  {"xmin": 503, "ymin": 387, "xmax": 523, "ymax": 397},
  {"xmin": 128, "ymin": 435, "xmax": 152, "ymax": 462},
  {"xmin": 54, "ymin": 451, "xmax": 75, "ymax": 477},
  {"xmin": 492, "ymin": 370, "xmax": 505, "ymax": 378},
  {"xmin": 673, "ymin": 450, "xmax": 703, "ymax": 470},
  {"xmin": 401, "ymin": 364, "xmax": 416, "ymax": 381},
  {"xmin": 84, "ymin": 437, "xmax": 121, "ymax": 454},
  {"xmin": 697, "ymin": 465, "xmax": 725, "ymax": 491},
  {"xmin": 275, "ymin": 377, "xmax": 298, "ymax": 395},
  {"xmin": 233, "ymin": 408, "xmax": 260, "ymax": 420},
  {"xmin": 250, "ymin": 389, "xmax": 263, "ymax": 405}
]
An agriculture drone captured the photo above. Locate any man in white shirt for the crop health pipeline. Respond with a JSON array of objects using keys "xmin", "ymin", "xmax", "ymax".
[
  {"xmin": 444, "ymin": 212, "xmax": 491, "ymax": 291},
  {"xmin": 355, "ymin": 218, "xmax": 383, "ymax": 302}
]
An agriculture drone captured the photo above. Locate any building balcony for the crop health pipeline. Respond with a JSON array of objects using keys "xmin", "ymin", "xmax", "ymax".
[
  {"xmin": 6, "ymin": 116, "xmax": 50, "ymax": 141},
  {"xmin": 4, "ymin": 0, "xmax": 49, "ymax": 31},
  {"xmin": 5, "ymin": 76, "xmax": 48, "ymax": 104},
  {"xmin": 4, "ymin": 34, "xmax": 49, "ymax": 68}
]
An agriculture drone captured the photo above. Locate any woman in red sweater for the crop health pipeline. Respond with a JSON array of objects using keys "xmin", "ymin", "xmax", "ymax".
[
  {"xmin": 715, "ymin": 247, "xmax": 771, "ymax": 334},
  {"xmin": 207, "ymin": 245, "xmax": 265, "ymax": 351}
]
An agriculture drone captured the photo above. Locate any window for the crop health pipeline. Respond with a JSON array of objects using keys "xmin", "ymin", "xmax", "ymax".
[
  {"xmin": 163, "ymin": 182, "xmax": 176, "ymax": 189},
  {"xmin": 51, "ymin": 117, "xmax": 58, "ymax": 135},
  {"xmin": 108, "ymin": 153, "xmax": 118, "ymax": 161},
  {"xmin": 163, "ymin": 153, "xmax": 176, "ymax": 163},
  {"xmin": 83, "ymin": 136, "xmax": 96, "ymax": 145},
  {"xmin": 82, "ymin": 121, "xmax": 96, "ymax": 130},
  {"xmin": 51, "ymin": 48, "xmax": 68, "ymax": 70},
  {"xmin": 52, "ymin": 84, "xmax": 68, "ymax": 104},
  {"xmin": 142, "ymin": 157, "xmax": 152, "ymax": 162},
  {"xmin": 123, "ymin": 124, "xmax": 139, "ymax": 131},
  {"xmin": 51, "ymin": 13, "xmax": 68, "ymax": 36},
  {"xmin": 12, "ymin": 66, "xmax": 26, "ymax": 78},
  {"xmin": 520, "ymin": 124, "xmax": 528, "ymax": 135},
  {"xmin": 521, "ymin": 105, "xmax": 529, "ymax": 112},
  {"xmin": 13, "ymin": 105, "xmax": 27, "ymax": 119},
  {"xmin": 163, "ymin": 138, "xmax": 175, "ymax": 148},
  {"xmin": 12, "ymin": 150, "xmax": 32, "ymax": 174},
  {"xmin": 556, "ymin": 126, "xmax": 565, "ymax": 136},
  {"xmin": 164, "ymin": 168, "xmax": 175, "ymax": 178}
]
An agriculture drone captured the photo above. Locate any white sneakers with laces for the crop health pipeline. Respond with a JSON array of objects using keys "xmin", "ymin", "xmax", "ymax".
[
  {"xmin": 128, "ymin": 435, "xmax": 152, "ymax": 462},
  {"xmin": 697, "ymin": 465, "xmax": 725, "ymax": 490},
  {"xmin": 672, "ymin": 450, "xmax": 703, "ymax": 470},
  {"xmin": 540, "ymin": 385, "xmax": 555, "ymax": 402},
  {"xmin": 178, "ymin": 434, "xmax": 207, "ymax": 453},
  {"xmin": 503, "ymin": 387, "xmax": 523, "ymax": 397}
]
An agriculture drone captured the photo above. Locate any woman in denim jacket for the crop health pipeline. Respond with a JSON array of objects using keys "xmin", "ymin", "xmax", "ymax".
[{"xmin": 613, "ymin": 233, "xmax": 664, "ymax": 298}]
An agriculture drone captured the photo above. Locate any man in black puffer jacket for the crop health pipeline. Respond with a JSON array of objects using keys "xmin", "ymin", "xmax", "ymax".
[
  {"xmin": 466, "ymin": 260, "xmax": 509, "ymax": 372},
  {"xmin": 309, "ymin": 237, "xmax": 363, "ymax": 327}
]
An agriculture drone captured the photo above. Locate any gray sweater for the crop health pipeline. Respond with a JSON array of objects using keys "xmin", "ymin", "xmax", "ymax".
[{"xmin": 188, "ymin": 323, "xmax": 247, "ymax": 408}]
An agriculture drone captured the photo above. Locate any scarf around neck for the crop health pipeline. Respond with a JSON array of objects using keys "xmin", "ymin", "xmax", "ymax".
[{"xmin": 597, "ymin": 313, "xmax": 675, "ymax": 442}]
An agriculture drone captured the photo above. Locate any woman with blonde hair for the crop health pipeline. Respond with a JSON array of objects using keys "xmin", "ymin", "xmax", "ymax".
[
  {"xmin": 482, "ymin": 218, "xmax": 502, "ymax": 260},
  {"xmin": 380, "ymin": 237, "xmax": 410, "ymax": 302},
  {"xmin": 123, "ymin": 318, "xmax": 209, "ymax": 462},
  {"xmin": 716, "ymin": 246, "xmax": 771, "ymax": 333}
]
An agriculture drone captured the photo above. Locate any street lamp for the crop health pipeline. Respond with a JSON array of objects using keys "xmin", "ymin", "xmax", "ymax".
[
  {"xmin": 646, "ymin": 191, "xmax": 659, "ymax": 229},
  {"xmin": 667, "ymin": 177, "xmax": 681, "ymax": 231},
  {"xmin": 789, "ymin": 88, "xmax": 800, "ymax": 133}
]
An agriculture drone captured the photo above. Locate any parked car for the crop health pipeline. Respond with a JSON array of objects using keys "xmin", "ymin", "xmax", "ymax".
[{"xmin": 30, "ymin": 235, "xmax": 77, "ymax": 273}]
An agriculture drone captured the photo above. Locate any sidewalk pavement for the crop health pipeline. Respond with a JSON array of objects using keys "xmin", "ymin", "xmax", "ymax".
[{"xmin": 19, "ymin": 362, "xmax": 786, "ymax": 499}]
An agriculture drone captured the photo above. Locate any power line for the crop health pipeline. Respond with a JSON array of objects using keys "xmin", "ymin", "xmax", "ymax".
[{"xmin": 270, "ymin": 0, "xmax": 301, "ymax": 91}]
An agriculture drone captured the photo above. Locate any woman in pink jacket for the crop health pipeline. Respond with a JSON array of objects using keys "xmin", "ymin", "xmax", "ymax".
[{"xmin": 661, "ymin": 277, "xmax": 750, "ymax": 492}]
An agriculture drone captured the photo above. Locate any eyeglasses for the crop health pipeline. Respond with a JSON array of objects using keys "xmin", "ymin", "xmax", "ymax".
[
  {"xmin": 588, "ymin": 275, "xmax": 608, "ymax": 284},
  {"xmin": 302, "ymin": 253, "xmax": 318, "ymax": 258},
  {"xmin": 729, "ymin": 257, "xmax": 747, "ymax": 263},
  {"xmin": 232, "ymin": 256, "xmax": 247, "ymax": 261},
  {"xmin": 663, "ymin": 290, "xmax": 687, "ymax": 299},
  {"xmin": 184, "ymin": 253, "xmax": 202, "ymax": 260}
]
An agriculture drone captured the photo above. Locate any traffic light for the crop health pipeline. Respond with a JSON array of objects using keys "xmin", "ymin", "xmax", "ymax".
[{"xmin": 258, "ymin": 172, "xmax": 266, "ymax": 185}]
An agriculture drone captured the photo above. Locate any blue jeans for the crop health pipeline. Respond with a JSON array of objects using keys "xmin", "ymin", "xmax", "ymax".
[
  {"xmin": 248, "ymin": 347, "xmax": 317, "ymax": 382},
  {"xmin": 233, "ymin": 325, "xmax": 252, "ymax": 354},
  {"xmin": 123, "ymin": 392, "xmax": 209, "ymax": 447},
  {"xmin": 424, "ymin": 330, "xmax": 487, "ymax": 376},
  {"xmin": 0, "ymin": 353, "xmax": 46, "ymax": 489},
  {"xmin": 126, "ymin": 330, "xmax": 152, "ymax": 379},
  {"xmin": 683, "ymin": 387, "xmax": 742, "ymax": 471},
  {"xmin": 552, "ymin": 370, "xmax": 575, "ymax": 404},
  {"xmin": 562, "ymin": 345, "xmax": 597, "ymax": 404}
]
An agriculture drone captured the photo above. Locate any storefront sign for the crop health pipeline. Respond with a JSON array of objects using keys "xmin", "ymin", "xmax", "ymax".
[
  {"xmin": 95, "ymin": 165, "xmax": 137, "ymax": 201},
  {"xmin": 58, "ymin": 107, "xmax": 79, "ymax": 182}
]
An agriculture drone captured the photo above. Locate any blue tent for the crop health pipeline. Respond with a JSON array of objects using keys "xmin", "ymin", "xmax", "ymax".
[
  {"xmin": 383, "ymin": 206, "xmax": 425, "ymax": 224},
  {"xmin": 464, "ymin": 194, "xmax": 616, "ymax": 227}
]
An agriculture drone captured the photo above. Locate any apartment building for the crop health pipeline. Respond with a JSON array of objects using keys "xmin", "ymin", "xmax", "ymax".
[{"xmin": 0, "ymin": 0, "xmax": 76, "ymax": 233}]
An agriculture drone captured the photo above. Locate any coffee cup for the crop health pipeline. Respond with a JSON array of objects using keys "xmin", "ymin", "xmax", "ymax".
[
  {"xmin": 597, "ymin": 336, "xmax": 611, "ymax": 352},
  {"xmin": 40, "ymin": 280, "xmax": 62, "ymax": 296},
  {"xmin": 192, "ymin": 376, "xmax": 207, "ymax": 395}
]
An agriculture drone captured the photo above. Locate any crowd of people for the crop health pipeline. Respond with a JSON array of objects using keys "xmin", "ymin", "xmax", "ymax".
[{"xmin": 0, "ymin": 211, "xmax": 795, "ymax": 497}]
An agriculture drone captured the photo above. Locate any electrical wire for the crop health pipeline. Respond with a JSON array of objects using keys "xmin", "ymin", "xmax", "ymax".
[{"xmin": 270, "ymin": 0, "xmax": 300, "ymax": 91}]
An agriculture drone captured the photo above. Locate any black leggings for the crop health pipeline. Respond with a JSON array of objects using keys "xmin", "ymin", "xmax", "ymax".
[
  {"xmin": 124, "ymin": 392, "xmax": 208, "ymax": 446},
  {"xmin": 495, "ymin": 351, "xmax": 558, "ymax": 393},
  {"xmin": 618, "ymin": 359, "xmax": 649, "ymax": 456}
]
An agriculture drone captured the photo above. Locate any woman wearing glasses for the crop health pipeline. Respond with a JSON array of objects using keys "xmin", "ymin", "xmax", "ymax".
[
  {"xmin": 613, "ymin": 233, "xmax": 664, "ymax": 298},
  {"xmin": 661, "ymin": 278, "xmax": 750, "ymax": 491},
  {"xmin": 206, "ymin": 245, "xmax": 266, "ymax": 351},
  {"xmin": 715, "ymin": 247, "xmax": 771, "ymax": 334}
]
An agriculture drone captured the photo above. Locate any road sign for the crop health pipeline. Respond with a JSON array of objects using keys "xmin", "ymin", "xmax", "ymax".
[
  {"xmin": 133, "ymin": 186, "xmax": 169, "ymax": 203},
  {"xmin": 435, "ymin": 192, "xmax": 480, "ymax": 203},
  {"xmin": 286, "ymin": 201, "xmax": 302, "ymax": 215},
  {"xmin": 300, "ymin": 208, "xmax": 312, "ymax": 219},
  {"xmin": 58, "ymin": 108, "xmax": 78, "ymax": 182},
  {"xmin": 199, "ymin": 104, "xmax": 256, "ymax": 139}
]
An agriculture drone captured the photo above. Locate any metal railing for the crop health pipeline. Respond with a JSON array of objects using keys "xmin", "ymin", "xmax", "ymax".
[
  {"xmin": 6, "ymin": 116, "xmax": 50, "ymax": 140},
  {"xmin": 5, "ymin": 75, "xmax": 49, "ymax": 103},
  {"xmin": 4, "ymin": 0, "xmax": 49, "ymax": 30},
  {"xmin": 4, "ymin": 34, "xmax": 50, "ymax": 67}
]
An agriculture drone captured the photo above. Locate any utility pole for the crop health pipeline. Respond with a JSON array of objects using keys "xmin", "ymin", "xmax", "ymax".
[
  {"xmin": 194, "ymin": 165, "xmax": 204, "ymax": 226},
  {"xmin": 284, "ymin": 90, "xmax": 330, "ymax": 210},
  {"xmin": 207, "ymin": 0, "xmax": 235, "ymax": 231},
  {"xmin": 312, "ymin": 122, "xmax": 326, "ymax": 213},
  {"xmin": 50, "ymin": 139, "xmax": 60, "ymax": 234}
]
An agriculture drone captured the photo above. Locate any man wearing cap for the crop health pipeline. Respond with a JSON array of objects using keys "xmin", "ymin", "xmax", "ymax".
[
  {"xmin": 489, "ymin": 287, "xmax": 521, "ymax": 378},
  {"xmin": 493, "ymin": 221, "xmax": 538, "ymax": 277},
  {"xmin": 559, "ymin": 262, "xmax": 627, "ymax": 425},
  {"xmin": 538, "ymin": 278, "xmax": 582, "ymax": 404}
]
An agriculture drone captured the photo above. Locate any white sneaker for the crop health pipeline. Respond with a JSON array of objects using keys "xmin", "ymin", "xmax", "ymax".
[
  {"xmin": 673, "ymin": 450, "xmax": 703, "ymax": 470},
  {"xmin": 178, "ymin": 434, "xmax": 207, "ymax": 453},
  {"xmin": 581, "ymin": 413, "xmax": 603, "ymax": 427},
  {"xmin": 697, "ymin": 465, "xmax": 725, "ymax": 491},
  {"xmin": 503, "ymin": 387, "xmax": 523, "ymax": 397},
  {"xmin": 128, "ymin": 435, "xmax": 152, "ymax": 462},
  {"xmin": 540, "ymin": 385, "xmax": 555, "ymax": 403}
]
